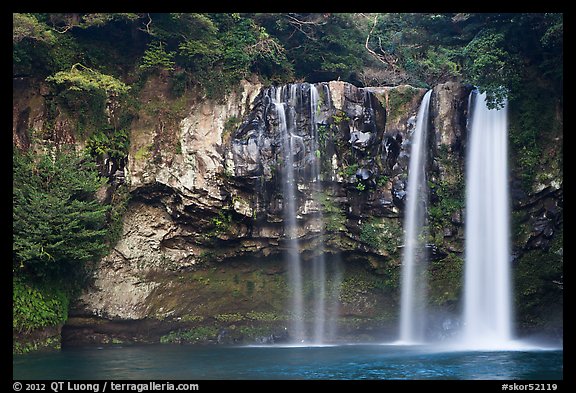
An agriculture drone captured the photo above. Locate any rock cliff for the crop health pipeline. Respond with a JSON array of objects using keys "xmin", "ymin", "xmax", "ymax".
[{"xmin": 12, "ymin": 75, "xmax": 562, "ymax": 345}]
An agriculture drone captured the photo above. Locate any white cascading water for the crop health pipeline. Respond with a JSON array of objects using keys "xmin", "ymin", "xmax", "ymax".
[
  {"xmin": 398, "ymin": 89, "xmax": 432, "ymax": 344},
  {"xmin": 462, "ymin": 90, "xmax": 513, "ymax": 349},
  {"xmin": 274, "ymin": 83, "xmax": 343, "ymax": 344},
  {"xmin": 309, "ymin": 84, "xmax": 328, "ymax": 344},
  {"xmin": 273, "ymin": 86, "xmax": 305, "ymax": 342}
]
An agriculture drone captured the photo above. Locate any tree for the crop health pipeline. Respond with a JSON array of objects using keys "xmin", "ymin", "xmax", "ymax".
[
  {"xmin": 13, "ymin": 147, "xmax": 109, "ymax": 279},
  {"xmin": 13, "ymin": 13, "xmax": 55, "ymax": 44}
]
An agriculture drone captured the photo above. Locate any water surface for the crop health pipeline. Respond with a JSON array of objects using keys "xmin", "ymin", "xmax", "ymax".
[{"xmin": 13, "ymin": 343, "xmax": 562, "ymax": 380}]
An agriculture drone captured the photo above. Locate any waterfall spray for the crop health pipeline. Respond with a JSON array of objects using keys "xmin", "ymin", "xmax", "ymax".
[
  {"xmin": 398, "ymin": 89, "xmax": 432, "ymax": 344},
  {"xmin": 462, "ymin": 90, "xmax": 513, "ymax": 349}
]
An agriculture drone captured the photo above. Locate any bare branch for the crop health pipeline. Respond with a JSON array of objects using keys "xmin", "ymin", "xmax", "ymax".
[
  {"xmin": 138, "ymin": 13, "xmax": 153, "ymax": 34},
  {"xmin": 247, "ymin": 38, "xmax": 285, "ymax": 57},
  {"xmin": 284, "ymin": 14, "xmax": 322, "ymax": 41},
  {"xmin": 54, "ymin": 25, "xmax": 74, "ymax": 34},
  {"xmin": 365, "ymin": 14, "xmax": 399, "ymax": 68},
  {"xmin": 285, "ymin": 13, "xmax": 326, "ymax": 26}
]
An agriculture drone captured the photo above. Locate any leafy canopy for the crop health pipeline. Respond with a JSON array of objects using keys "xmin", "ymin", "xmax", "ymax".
[
  {"xmin": 13, "ymin": 147, "xmax": 109, "ymax": 278},
  {"xmin": 46, "ymin": 63, "xmax": 130, "ymax": 95}
]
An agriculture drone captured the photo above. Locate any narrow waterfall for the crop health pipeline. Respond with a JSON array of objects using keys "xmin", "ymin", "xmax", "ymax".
[
  {"xmin": 273, "ymin": 86, "xmax": 305, "ymax": 342},
  {"xmin": 309, "ymin": 84, "xmax": 327, "ymax": 344},
  {"xmin": 272, "ymin": 83, "xmax": 342, "ymax": 344},
  {"xmin": 462, "ymin": 90, "xmax": 513, "ymax": 348},
  {"xmin": 398, "ymin": 89, "xmax": 432, "ymax": 344}
]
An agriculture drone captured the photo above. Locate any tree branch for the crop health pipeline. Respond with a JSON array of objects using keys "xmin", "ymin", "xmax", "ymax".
[
  {"xmin": 284, "ymin": 14, "xmax": 321, "ymax": 41},
  {"xmin": 138, "ymin": 13, "xmax": 153, "ymax": 34},
  {"xmin": 365, "ymin": 14, "xmax": 389, "ymax": 66}
]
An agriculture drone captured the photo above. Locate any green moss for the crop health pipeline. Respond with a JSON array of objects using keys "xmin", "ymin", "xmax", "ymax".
[
  {"xmin": 160, "ymin": 326, "xmax": 219, "ymax": 344},
  {"xmin": 339, "ymin": 264, "xmax": 398, "ymax": 304},
  {"xmin": 513, "ymin": 240, "xmax": 563, "ymax": 329},
  {"xmin": 13, "ymin": 336, "xmax": 61, "ymax": 355},
  {"xmin": 181, "ymin": 315, "xmax": 205, "ymax": 322},
  {"xmin": 223, "ymin": 116, "xmax": 241, "ymax": 136},
  {"xmin": 331, "ymin": 110, "xmax": 349, "ymax": 125},
  {"xmin": 134, "ymin": 144, "xmax": 152, "ymax": 161},
  {"xmin": 214, "ymin": 313, "xmax": 244, "ymax": 322},
  {"xmin": 428, "ymin": 178, "xmax": 464, "ymax": 234},
  {"xmin": 237, "ymin": 325, "xmax": 274, "ymax": 339},
  {"xmin": 245, "ymin": 311, "xmax": 281, "ymax": 321},
  {"xmin": 317, "ymin": 191, "xmax": 347, "ymax": 233},
  {"xmin": 387, "ymin": 86, "xmax": 420, "ymax": 121},
  {"xmin": 428, "ymin": 253, "xmax": 464, "ymax": 306},
  {"xmin": 359, "ymin": 217, "xmax": 402, "ymax": 255},
  {"xmin": 508, "ymin": 82, "xmax": 562, "ymax": 193}
]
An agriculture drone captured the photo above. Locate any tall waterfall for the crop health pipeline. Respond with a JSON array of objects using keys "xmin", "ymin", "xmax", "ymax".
[
  {"xmin": 462, "ymin": 90, "xmax": 513, "ymax": 348},
  {"xmin": 399, "ymin": 89, "xmax": 432, "ymax": 344},
  {"xmin": 310, "ymin": 84, "xmax": 328, "ymax": 344},
  {"xmin": 273, "ymin": 86, "xmax": 305, "ymax": 342},
  {"xmin": 273, "ymin": 83, "xmax": 341, "ymax": 344}
]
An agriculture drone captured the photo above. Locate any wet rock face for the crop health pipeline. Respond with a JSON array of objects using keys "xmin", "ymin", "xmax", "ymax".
[
  {"xmin": 71, "ymin": 81, "xmax": 428, "ymax": 340},
  {"xmin": 229, "ymin": 82, "xmax": 388, "ymax": 209},
  {"xmin": 69, "ymin": 79, "xmax": 563, "ymax": 344}
]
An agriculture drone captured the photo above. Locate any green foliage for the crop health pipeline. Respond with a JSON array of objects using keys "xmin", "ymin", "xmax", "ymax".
[
  {"xmin": 376, "ymin": 175, "xmax": 389, "ymax": 187},
  {"xmin": 317, "ymin": 192, "xmax": 346, "ymax": 233},
  {"xmin": 508, "ymin": 81, "xmax": 560, "ymax": 192},
  {"xmin": 138, "ymin": 13, "xmax": 291, "ymax": 99},
  {"xmin": 338, "ymin": 163, "xmax": 358, "ymax": 179},
  {"xmin": 211, "ymin": 210, "xmax": 233, "ymax": 235},
  {"xmin": 140, "ymin": 41, "xmax": 176, "ymax": 72},
  {"xmin": 359, "ymin": 218, "xmax": 402, "ymax": 254},
  {"xmin": 359, "ymin": 220, "xmax": 381, "ymax": 250},
  {"xmin": 514, "ymin": 241, "xmax": 563, "ymax": 328},
  {"xmin": 254, "ymin": 13, "xmax": 366, "ymax": 82},
  {"xmin": 13, "ymin": 277, "xmax": 69, "ymax": 333},
  {"xmin": 428, "ymin": 253, "xmax": 463, "ymax": 306},
  {"xmin": 13, "ymin": 13, "xmax": 56, "ymax": 44},
  {"xmin": 13, "ymin": 18, "xmax": 80, "ymax": 77},
  {"xmin": 462, "ymin": 30, "xmax": 520, "ymax": 108},
  {"xmin": 160, "ymin": 326, "xmax": 219, "ymax": 344},
  {"xmin": 46, "ymin": 63, "xmax": 130, "ymax": 95},
  {"xmin": 106, "ymin": 183, "xmax": 130, "ymax": 246},
  {"xmin": 45, "ymin": 64, "xmax": 131, "ymax": 137},
  {"xmin": 428, "ymin": 178, "xmax": 464, "ymax": 232},
  {"xmin": 85, "ymin": 128, "xmax": 130, "ymax": 160},
  {"xmin": 387, "ymin": 86, "xmax": 421, "ymax": 120},
  {"xmin": 13, "ymin": 147, "xmax": 109, "ymax": 278},
  {"xmin": 332, "ymin": 110, "xmax": 350, "ymax": 126}
]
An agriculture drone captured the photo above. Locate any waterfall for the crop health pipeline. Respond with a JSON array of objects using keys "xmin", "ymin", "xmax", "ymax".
[
  {"xmin": 310, "ymin": 84, "xmax": 327, "ymax": 344},
  {"xmin": 272, "ymin": 83, "xmax": 342, "ymax": 344},
  {"xmin": 273, "ymin": 86, "xmax": 305, "ymax": 342},
  {"xmin": 462, "ymin": 90, "xmax": 513, "ymax": 348},
  {"xmin": 398, "ymin": 89, "xmax": 432, "ymax": 344}
]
